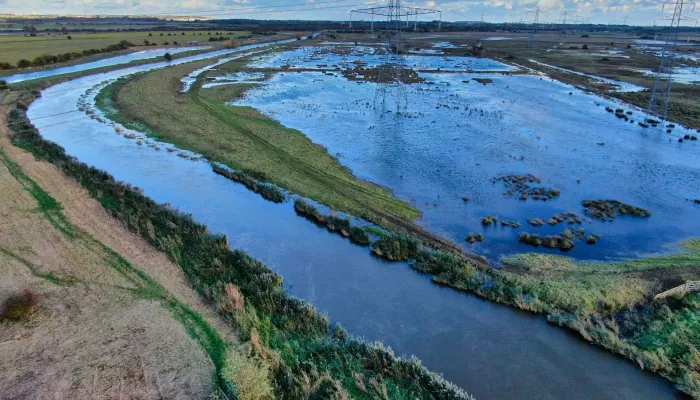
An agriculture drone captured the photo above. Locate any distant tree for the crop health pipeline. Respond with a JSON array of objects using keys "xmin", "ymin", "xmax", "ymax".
[
  {"xmin": 144, "ymin": 39, "xmax": 150, "ymax": 45},
  {"xmin": 582, "ymin": 44, "xmax": 589, "ymax": 50},
  {"xmin": 182, "ymin": 32, "xmax": 185, "ymax": 35},
  {"xmin": 173, "ymin": 41, "xmax": 178, "ymax": 45},
  {"xmin": 67, "ymin": 35, "xmax": 72, "ymax": 40},
  {"xmin": 163, "ymin": 41, "xmax": 170, "ymax": 45},
  {"xmin": 0, "ymin": 79, "xmax": 8, "ymax": 90},
  {"xmin": 149, "ymin": 32, "xmax": 153, "ymax": 36},
  {"xmin": 17, "ymin": 59, "xmax": 32, "ymax": 68},
  {"xmin": 159, "ymin": 33, "xmax": 164, "ymax": 36},
  {"xmin": 164, "ymin": 52, "xmax": 172, "ymax": 61}
]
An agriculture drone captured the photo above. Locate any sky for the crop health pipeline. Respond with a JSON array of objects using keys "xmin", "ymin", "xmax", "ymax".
[{"xmin": 0, "ymin": 0, "xmax": 698, "ymax": 26}]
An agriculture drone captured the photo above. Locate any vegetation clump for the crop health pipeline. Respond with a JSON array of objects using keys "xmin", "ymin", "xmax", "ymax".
[
  {"xmin": 493, "ymin": 173, "xmax": 560, "ymax": 201},
  {"xmin": 528, "ymin": 218, "xmax": 545, "ymax": 227},
  {"xmin": 349, "ymin": 226, "xmax": 371, "ymax": 245},
  {"xmin": 465, "ymin": 232, "xmax": 484, "ymax": 243},
  {"xmin": 1, "ymin": 289, "xmax": 39, "ymax": 322},
  {"xmin": 212, "ymin": 164, "xmax": 285, "ymax": 203},
  {"xmin": 583, "ymin": 199, "xmax": 651, "ymax": 221},
  {"xmin": 546, "ymin": 212, "xmax": 583, "ymax": 226},
  {"xmin": 482, "ymin": 215, "xmax": 498, "ymax": 226},
  {"xmin": 472, "ymin": 78, "xmax": 494, "ymax": 85},
  {"xmin": 501, "ymin": 220, "xmax": 520, "ymax": 228},
  {"xmin": 371, "ymin": 233, "xmax": 421, "ymax": 261},
  {"xmin": 294, "ymin": 198, "xmax": 327, "ymax": 224}
]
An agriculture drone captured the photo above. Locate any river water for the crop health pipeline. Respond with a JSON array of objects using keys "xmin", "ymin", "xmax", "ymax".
[{"xmin": 14, "ymin": 45, "xmax": 687, "ymax": 399}]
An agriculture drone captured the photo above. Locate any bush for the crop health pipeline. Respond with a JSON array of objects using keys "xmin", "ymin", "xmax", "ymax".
[
  {"xmin": 0, "ymin": 80, "xmax": 8, "ymax": 90},
  {"xmin": 1, "ymin": 289, "xmax": 39, "ymax": 322},
  {"xmin": 17, "ymin": 59, "xmax": 32, "ymax": 68},
  {"xmin": 349, "ymin": 226, "xmax": 371, "ymax": 245},
  {"xmin": 582, "ymin": 44, "xmax": 589, "ymax": 50},
  {"xmin": 371, "ymin": 233, "xmax": 421, "ymax": 261},
  {"xmin": 67, "ymin": 35, "xmax": 72, "ymax": 40},
  {"xmin": 221, "ymin": 345, "xmax": 275, "ymax": 400},
  {"xmin": 164, "ymin": 52, "xmax": 172, "ymax": 61}
]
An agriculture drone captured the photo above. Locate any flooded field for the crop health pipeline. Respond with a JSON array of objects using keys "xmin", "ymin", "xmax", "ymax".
[
  {"xmin": 3, "ymin": 46, "xmax": 209, "ymax": 83},
  {"xmin": 20, "ymin": 44, "xmax": 686, "ymax": 399},
  {"xmin": 248, "ymin": 45, "xmax": 515, "ymax": 72},
  {"xmin": 235, "ymin": 46, "xmax": 700, "ymax": 262}
]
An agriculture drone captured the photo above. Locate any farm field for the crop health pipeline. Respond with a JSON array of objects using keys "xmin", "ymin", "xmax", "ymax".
[{"xmin": 0, "ymin": 30, "xmax": 250, "ymax": 65}]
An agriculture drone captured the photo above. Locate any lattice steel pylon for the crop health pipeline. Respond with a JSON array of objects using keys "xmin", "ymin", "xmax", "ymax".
[
  {"xmin": 647, "ymin": 0, "xmax": 696, "ymax": 124},
  {"xmin": 351, "ymin": 0, "xmax": 440, "ymax": 111}
]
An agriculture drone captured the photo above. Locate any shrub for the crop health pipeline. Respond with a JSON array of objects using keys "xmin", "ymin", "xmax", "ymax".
[
  {"xmin": 371, "ymin": 233, "xmax": 420, "ymax": 261},
  {"xmin": 17, "ymin": 59, "xmax": 32, "ymax": 68},
  {"xmin": 221, "ymin": 345, "xmax": 275, "ymax": 400},
  {"xmin": 0, "ymin": 80, "xmax": 8, "ymax": 90},
  {"xmin": 67, "ymin": 35, "xmax": 72, "ymax": 40},
  {"xmin": 582, "ymin": 44, "xmax": 589, "ymax": 50},
  {"xmin": 1, "ymin": 289, "xmax": 39, "ymax": 322},
  {"xmin": 349, "ymin": 226, "xmax": 371, "ymax": 245},
  {"xmin": 224, "ymin": 283, "xmax": 245, "ymax": 313},
  {"xmin": 164, "ymin": 52, "xmax": 173, "ymax": 61}
]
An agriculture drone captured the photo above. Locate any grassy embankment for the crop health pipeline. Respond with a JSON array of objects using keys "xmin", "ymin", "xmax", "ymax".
[
  {"xmin": 0, "ymin": 30, "xmax": 250, "ymax": 68},
  {"xmin": 7, "ymin": 92, "xmax": 473, "ymax": 399},
  {"xmin": 94, "ymin": 59, "xmax": 464, "ymax": 249},
  {"xmin": 0, "ymin": 91, "xmax": 241, "ymax": 397}
]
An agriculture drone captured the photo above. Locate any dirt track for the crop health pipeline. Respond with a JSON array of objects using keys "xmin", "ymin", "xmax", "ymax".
[{"xmin": 0, "ymin": 91, "xmax": 236, "ymax": 399}]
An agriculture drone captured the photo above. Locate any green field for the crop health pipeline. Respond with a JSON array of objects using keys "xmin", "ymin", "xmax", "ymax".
[{"xmin": 0, "ymin": 30, "xmax": 249, "ymax": 65}]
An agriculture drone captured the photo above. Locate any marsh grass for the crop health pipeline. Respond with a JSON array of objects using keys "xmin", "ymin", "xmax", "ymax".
[
  {"xmin": 371, "ymin": 233, "xmax": 421, "ymax": 261},
  {"xmin": 212, "ymin": 164, "xmax": 285, "ymax": 203}
]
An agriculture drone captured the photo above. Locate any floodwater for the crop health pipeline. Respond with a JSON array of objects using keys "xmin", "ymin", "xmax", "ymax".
[
  {"xmin": 249, "ymin": 45, "xmax": 515, "ymax": 72},
  {"xmin": 236, "ymin": 49, "xmax": 700, "ymax": 263},
  {"xmin": 3, "ymin": 46, "xmax": 209, "ymax": 83},
  {"xmin": 24, "ymin": 45, "xmax": 687, "ymax": 399}
]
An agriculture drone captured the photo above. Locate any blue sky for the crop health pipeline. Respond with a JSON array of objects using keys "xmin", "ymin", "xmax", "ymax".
[{"xmin": 1, "ymin": 0, "xmax": 697, "ymax": 26}]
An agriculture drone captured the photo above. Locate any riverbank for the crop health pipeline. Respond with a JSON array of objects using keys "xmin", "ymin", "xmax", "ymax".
[
  {"xmin": 7, "ymin": 90, "xmax": 474, "ymax": 398},
  {"xmin": 0, "ymin": 91, "xmax": 240, "ymax": 398}
]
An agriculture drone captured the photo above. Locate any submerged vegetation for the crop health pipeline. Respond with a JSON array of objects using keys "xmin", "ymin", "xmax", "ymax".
[
  {"xmin": 583, "ymin": 199, "xmax": 652, "ymax": 221},
  {"xmin": 493, "ymin": 173, "xmax": 560, "ymax": 201},
  {"xmin": 371, "ymin": 233, "xmax": 422, "ymax": 261},
  {"xmin": 212, "ymin": 164, "xmax": 286, "ymax": 203},
  {"xmin": 8, "ymin": 103, "xmax": 474, "ymax": 399}
]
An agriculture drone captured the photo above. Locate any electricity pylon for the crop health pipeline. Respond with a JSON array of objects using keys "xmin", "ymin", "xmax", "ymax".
[
  {"xmin": 648, "ymin": 0, "xmax": 696, "ymax": 124},
  {"xmin": 351, "ymin": 0, "xmax": 440, "ymax": 111}
]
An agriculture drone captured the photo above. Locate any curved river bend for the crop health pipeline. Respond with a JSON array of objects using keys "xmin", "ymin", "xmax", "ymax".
[{"xmin": 17, "ymin": 47, "xmax": 687, "ymax": 399}]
